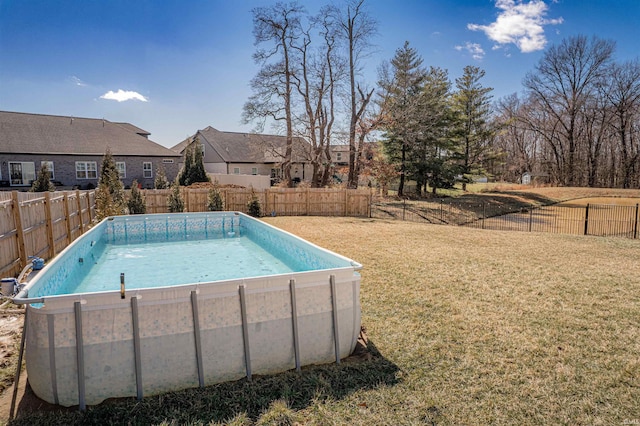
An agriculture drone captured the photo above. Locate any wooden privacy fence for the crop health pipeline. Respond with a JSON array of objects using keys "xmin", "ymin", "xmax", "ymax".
[
  {"xmin": 0, "ymin": 187, "xmax": 370, "ymax": 279},
  {"xmin": 141, "ymin": 187, "xmax": 373, "ymax": 217},
  {"xmin": 0, "ymin": 190, "xmax": 96, "ymax": 278}
]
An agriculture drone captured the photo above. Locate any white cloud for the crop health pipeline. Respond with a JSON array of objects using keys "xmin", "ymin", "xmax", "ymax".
[
  {"xmin": 100, "ymin": 89, "xmax": 149, "ymax": 102},
  {"xmin": 467, "ymin": 0, "xmax": 563, "ymax": 53},
  {"xmin": 71, "ymin": 76, "xmax": 88, "ymax": 87},
  {"xmin": 455, "ymin": 42, "xmax": 486, "ymax": 60}
]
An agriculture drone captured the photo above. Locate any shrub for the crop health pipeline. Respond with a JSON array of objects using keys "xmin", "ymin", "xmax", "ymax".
[
  {"xmin": 247, "ymin": 190, "xmax": 262, "ymax": 217},
  {"xmin": 207, "ymin": 184, "xmax": 224, "ymax": 211},
  {"xmin": 30, "ymin": 163, "xmax": 55, "ymax": 192},
  {"xmin": 127, "ymin": 180, "xmax": 146, "ymax": 214},
  {"xmin": 167, "ymin": 180, "xmax": 185, "ymax": 213},
  {"xmin": 154, "ymin": 165, "xmax": 169, "ymax": 189},
  {"xmin": 178, "ymin": 137, "xmax": 209, "ymax": 186},
  {"xmin": 95, "ymin": 148, "xmax": 126, "ymax": 220}
]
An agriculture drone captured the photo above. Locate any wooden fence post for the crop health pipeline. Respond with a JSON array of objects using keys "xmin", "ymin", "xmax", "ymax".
[
  {"xmin": 44, "ymin": 192, "xmax": 56, "ymax": 259},
  {"xmin": 11, "ymin": 191, "xmax": 27, "ymax": 268},
  {"xmin": 76, "ymin": 190, "xmax": 85, "ymax": 234},
  {"xmin": 63, "ymin": 192, "xmax": 72, "ymax": 245},
  {"xmin": 264, "ymin": 189, "xmax": 269, "ymax": 215},
  {"xmin": 87, "ymin": 191, "xmax": 93, "ymax": 224}
]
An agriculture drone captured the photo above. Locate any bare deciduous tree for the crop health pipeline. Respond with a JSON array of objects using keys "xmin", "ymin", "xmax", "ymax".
[
  {"xmin": 602, "ymin": 59, "xmax": 640, "ymax": 188},
  {"xmin": 243, "ymin": 2, "xmax": 305, "ymax": 187},
  {"xmin": 332, "ymin": 0, "xmax": 377, "ymax": 188},
  {"xmin": 523, "ymin": 35, "xmax": 615, "ymax": 186}
]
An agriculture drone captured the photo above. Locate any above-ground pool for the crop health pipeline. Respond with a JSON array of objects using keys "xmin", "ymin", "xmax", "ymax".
[{"xmin": 16, "ymin": 212, "xmax": 362, "ymax": 407}]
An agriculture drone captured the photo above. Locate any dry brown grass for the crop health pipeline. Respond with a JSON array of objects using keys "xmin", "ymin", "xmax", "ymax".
[
  {"xmin": 4, "ymin": 217, "xmax": 640, "ymax": 425},
  {"xmin": 494, "ymin": 186, "xmax": 640, "ymax": 205},
  {"xmin": 264, "ymin": 217, "xmax": 640, "ymax": 425}
]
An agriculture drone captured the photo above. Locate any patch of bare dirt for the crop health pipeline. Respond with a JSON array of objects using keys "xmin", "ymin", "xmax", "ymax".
[{"xmin": 0, "ymin": 309, "xmax": 23, "ymax": 378}]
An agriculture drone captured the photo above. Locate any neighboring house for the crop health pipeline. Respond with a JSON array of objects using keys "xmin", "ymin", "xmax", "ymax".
[
  {"xmin": 521, "ymin": 172, "xmax": 550, "ymax": 185},
  {"xmin": 328, "ymin": 143, "xmax": 376, "ymax": 184},
  {"xmin": 330, "ymin": 144, "xmax": 350, "ymax": 167},
  {"xmin": 171, "ymin": 127, "xmax": 312, "ymax": 185},
  {"xmin": 0, "ymin": 111, "xmax": 181, "ymax": 189}
]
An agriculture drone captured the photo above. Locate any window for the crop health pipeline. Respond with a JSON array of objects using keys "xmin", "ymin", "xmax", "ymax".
[
  {"xmin": 162, "ymin": 159, "xmax": 174, "ymax": 164},
  {"xmin": 115, "ymin": 162, "xmax": 126, "ymax": 179},
  {"xmin": 251, "ymin": 167, "xmax": 258, "ymax": 175},
  {"xmin": 336, "ymin": 152, "xmax": 342, "ymax": 161},
  {"xmin": 76, "ymin": 161, "xmax": 97, "ymax": 179},
  {"xmin": 143, "ymin": 162, "xmax": 153, "ymax": 178},
  {"xmin": 9, "ymin": 162, "xmax": 36, "ymax": 186},
  {"xmin": 40, "ymin": 161, "xmax": 55, "ymax": 180},
  {"xmin": 233, "ymin": 167, "xmax": 240, "ymax": 174}
]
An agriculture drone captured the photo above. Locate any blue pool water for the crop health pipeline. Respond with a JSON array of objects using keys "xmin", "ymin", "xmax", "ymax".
[
  {"xmin": 27, "ymin": 212, "xmax": 354, "ymax": 299},
  {"xmin": 72, "ymin": 236, "xmax": 294, "ymax": 294}
]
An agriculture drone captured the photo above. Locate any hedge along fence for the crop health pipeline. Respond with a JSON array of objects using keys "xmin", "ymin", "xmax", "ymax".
[
  {"xmin": 140, "ymin": 187, "xmax": 373, "ymax": 217},
  {"xmin": 0, "ymin": 190, "xmax": 96, "ymax": 278}
]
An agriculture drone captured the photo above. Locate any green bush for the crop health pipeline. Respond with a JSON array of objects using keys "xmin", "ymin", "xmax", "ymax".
[
  {"xmin": 207, "ymin": 184, "xmax": 224, "ymax": 211},
  {"xmin": 247, "ymin": 190, "xmax": 262, "ymax": 217},
  {"xmin": 154, "ymin": 165, "xmax": 169, "ymax": 189},
  {"xmin": 30, "ymin": 163, "xmax": 55, "ymax": 192},
  {"xmin": 95, "ymin": 148, "xmax": 126, "ymax": 220},
  {"xmin": 167, "ymin": 180, "xmax": 185, "ymax": 213},
  {"xmin": 127, "ymin": 180, "xmax": 146, "ymax": 214}
]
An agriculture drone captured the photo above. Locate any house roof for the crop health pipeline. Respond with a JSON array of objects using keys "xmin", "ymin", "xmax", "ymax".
[
  {"xmin": 172, "ymin": 126, "xmax": 311, "ymax": 163},
  {"xmin": 0, "ymin": 111, "xmax": 180, "ymax": 157},
  {"xmin": 113, "ymin": 122, "xmax": 151, "ymax": 137}
]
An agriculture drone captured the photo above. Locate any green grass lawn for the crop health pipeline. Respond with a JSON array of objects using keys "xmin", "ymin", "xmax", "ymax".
[{"xmin": 5, "ymin": 217, "xmax": 640, "ymax": 425}]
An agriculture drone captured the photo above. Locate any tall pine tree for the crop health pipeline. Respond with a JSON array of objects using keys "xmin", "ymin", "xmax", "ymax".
[
  {"xmin": 95, "ymin": 148, "xmax": 126, "ymax": 220},
  {"xmin": 450, "ymin": 65, "xmax": 496, "ymax": 191},
  {"xmin": 378, "ymin": 41, "xmax": 426, "ymax": 196}
]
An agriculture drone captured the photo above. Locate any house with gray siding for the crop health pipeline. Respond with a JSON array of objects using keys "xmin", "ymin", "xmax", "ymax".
[
  {"xmin": 172, "ymin": 126, "xmax": 312, "ymax": 185},
  {"xmin": 0, "ymin": 111, "xmax": 181, "ymax": 189}
]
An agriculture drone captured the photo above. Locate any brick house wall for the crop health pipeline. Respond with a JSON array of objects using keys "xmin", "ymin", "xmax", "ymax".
[{"xmin": 0, "ymin": 154, "xmax": 180, "ymax": 189}]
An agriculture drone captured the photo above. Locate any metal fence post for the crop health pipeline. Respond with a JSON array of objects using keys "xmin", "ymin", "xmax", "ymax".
[
  {"xmin": 402, "ymin": 198, "xmax": 406, "ymax": 221},
  {"xmin": 634, "ymin": 204, "xmax": 639, "ymax": 239},
  {"xmin": 529, "ymin": 208, "xmax": 533, "ymax": 232},
  {"xmin": 482, "ymin": 203, "xmax": 486, "ymax": 229},
  {"xmin": 584, "ymin": 203, "xmax": 590, "ymax": 236}
]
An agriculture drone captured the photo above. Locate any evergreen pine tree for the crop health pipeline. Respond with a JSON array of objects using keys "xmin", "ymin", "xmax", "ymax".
[
  {"xmin": 154, "ymin": 165, "xmax": 169, "ymax": 189},
  {"xmin": 167, "ymin": 179, "xmax": 185, "ymax": 212},
  {"xmin": 207, "ymin": 183, "xmax": 224, "ymax": 211},
  {"xmin": 247, "ymin": 189, "xmax": 262, "ymax": 217},
  {"xmin": 30, "ymin": 163, "xmax": 55, "ymax": 192},
  {"xmin": 189, "ymin": 138, "xmax": 210, "ymax": 184},
  {"xmin": 95, "ymin": 148, "xmax": 126, "ymax": 220},
  {"xmin": 450, "ymin": 65, "xmax": 496, "ymax": 191},
  {"xmin": 178, "ymin": 145, "xmax": 193, "ymax": 186},
  {"xmin": 127, "ymin": 180, "xmax": 147, "ymax": 214}
]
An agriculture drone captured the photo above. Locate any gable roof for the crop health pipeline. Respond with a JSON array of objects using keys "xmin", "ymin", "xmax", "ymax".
[
  {"xmin": 172, "ymin": 126, "xmax": 311, "ymax": 163},
  {"xmin": 113, "ymin": 122, "xmax": 151, "ymax": 138},
  {"xmin": 0, "ymin": 111, "xmax": 180, "ymax": 157}
]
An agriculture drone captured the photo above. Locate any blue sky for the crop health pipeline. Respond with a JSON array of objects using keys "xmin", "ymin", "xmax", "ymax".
[{"xmin": 1, "ymin": 0, "xmax": 638, "ymax": 148}]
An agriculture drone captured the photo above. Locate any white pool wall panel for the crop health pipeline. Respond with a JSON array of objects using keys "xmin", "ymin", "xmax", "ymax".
[{"xmin": 20, "ymin": 212, "xmax": 361, "ymax": 407}]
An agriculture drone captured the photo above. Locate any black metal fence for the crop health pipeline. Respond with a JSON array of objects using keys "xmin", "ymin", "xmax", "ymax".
[{"xmin": 371, "ymin": 199, "xmax": 640, "ymax": 239}]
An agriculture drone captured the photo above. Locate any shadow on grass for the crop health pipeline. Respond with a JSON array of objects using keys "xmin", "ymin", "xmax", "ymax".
[{"xmin": 8, "ymin": 336, "xmax": 400, "ymax": 425}]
